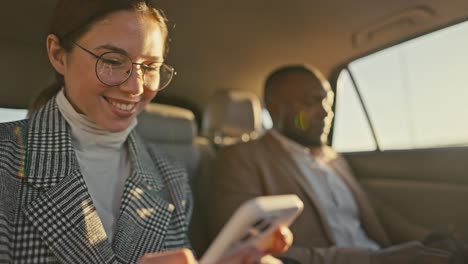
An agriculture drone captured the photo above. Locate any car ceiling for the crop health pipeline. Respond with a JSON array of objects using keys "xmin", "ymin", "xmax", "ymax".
[{"xmin": 1, "ymin": 0, "xmax": 467, "ymax": 109}]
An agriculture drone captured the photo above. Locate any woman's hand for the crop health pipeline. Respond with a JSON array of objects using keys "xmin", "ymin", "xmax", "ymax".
[
  {"xmin": 139, "ymin": 248, "xmax": 259, "ymax": 264},
  {"xmin": 138, "ymin": 248, "xmax": 197, "ymax": 264},
  {"xmin": 138, "ymin": 226, "xmax": 293, "ymax": 264},
  {"xmin": 217, "ymin": 225, "xmax": 294, "ymax": 264},
  {"xmin": 264, "ymin": 225, "xmax": 294, "ymax": 254}
]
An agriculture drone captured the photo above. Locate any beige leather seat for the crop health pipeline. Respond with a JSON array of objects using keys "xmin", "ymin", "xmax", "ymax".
[
  {"xmin": 201, "ymin": 90, "xmax": 264, "ymax": 147},
  {"xmin": 188, "ymin": 90, "xmax": 266, "ymax": 255},
  {"xmin": 136, "ymin": 103, "xmax": 214, "ymax": 181},
  {"xmin": 137, "ymin": 95, "xmax": 265, "ymax": 256},
  {"xmin": 136, "ymin": 103, "xmax": 214, "ymax": 256}
]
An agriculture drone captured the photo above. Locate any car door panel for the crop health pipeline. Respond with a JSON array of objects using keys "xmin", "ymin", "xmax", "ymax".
[{"xmin": 344, "ymin": 147, "xmax": 468, "ymax": 239}]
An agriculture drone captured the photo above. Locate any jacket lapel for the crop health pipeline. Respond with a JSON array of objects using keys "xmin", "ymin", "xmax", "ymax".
[
  {"xmin": 22, "ymin": 98, "xmax": 116, "ymax": 263},
  {"xmin": 262, "ymin": 132, "xmax": 337, "ymax": 244},
  {"xmin": 326, "ymin": 149, "xmax": 391, "ymax": 246},
  {"xmin": 112, "ymin": 132, "xmax": 178, "ymax": 263},
  {"xmin": 23, "ymin": 170, "xmax": 116, "ymax": 263}
]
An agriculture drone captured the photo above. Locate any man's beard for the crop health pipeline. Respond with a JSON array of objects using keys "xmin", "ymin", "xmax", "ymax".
[{"xmin": 284, "ymin": 129, "xmax": 323, "ymax": 148}]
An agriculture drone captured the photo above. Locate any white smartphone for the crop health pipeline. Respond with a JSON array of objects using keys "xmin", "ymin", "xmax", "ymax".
[{"xmin": 200, "ymin": 194, "xmax": 304, "ymax": 264}]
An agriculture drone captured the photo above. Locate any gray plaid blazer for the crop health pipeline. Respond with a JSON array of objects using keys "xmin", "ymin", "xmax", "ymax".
[{"xmin": 0, "ymin": 98, "xmax": 193, "ymax": 263}]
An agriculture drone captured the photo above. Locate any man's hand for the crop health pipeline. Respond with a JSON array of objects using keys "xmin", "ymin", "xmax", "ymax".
[
  {"xmin": 424, "ymin": 232, "xmax": 468, "ymax": 264},
  {"xmin": 370, "ymin": 241, "xmax": 452, "ymax": 264}
]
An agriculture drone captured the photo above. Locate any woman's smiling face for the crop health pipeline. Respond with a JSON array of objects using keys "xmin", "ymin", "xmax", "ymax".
[{"xmin": 53, "ymin": 10, "xmax": 165, "ymax": 132}]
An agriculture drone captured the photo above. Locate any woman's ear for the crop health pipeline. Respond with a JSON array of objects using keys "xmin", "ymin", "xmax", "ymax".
[{"xmin": 46, "ymin": 34, "xmax": 67, "ymax": 75}]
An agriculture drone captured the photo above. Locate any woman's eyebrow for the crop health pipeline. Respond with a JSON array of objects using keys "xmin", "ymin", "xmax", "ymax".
[
  {"xmin": 96, "ymin": 44, "xmax": 128, "ymax": 55},
  {"xmin": 96, "ymin": 44, "xmax": 164, "ymax": 62}
]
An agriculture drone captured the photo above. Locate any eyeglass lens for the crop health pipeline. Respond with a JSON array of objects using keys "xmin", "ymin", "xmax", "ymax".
[{"xmin": 96, "ymin": 52, "xmax": 174, "ymax": 91}]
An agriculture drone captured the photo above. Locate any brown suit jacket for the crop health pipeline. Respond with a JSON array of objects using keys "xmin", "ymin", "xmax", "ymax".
[{"xmin": 197, "ymin": 131, "xmax": 429, "ymax": 264}]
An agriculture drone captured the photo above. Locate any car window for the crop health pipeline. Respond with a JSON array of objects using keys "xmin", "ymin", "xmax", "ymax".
[
  {"xmin": 0, "ymin": 108, "xmax": 28, "ymax": 123},
  {"xmin": 332, "ymin": 20, "xmax": 468, "ymax": 152}
]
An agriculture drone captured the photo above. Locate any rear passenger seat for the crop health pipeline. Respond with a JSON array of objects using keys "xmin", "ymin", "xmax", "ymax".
[
  {"xmin": 201, "ymin": 90, "xmax": 264, "ymax": 147},
  {"xmin": 136, "ymin": 90, "xmax": 264, "ymax": 180},
  {"xmin": 193, "ymin": 90, "xmax": 266, "ymax": 255},
  {"xmin": 136, "ymin": 103, "xmax": 214, "ymax": 181},
  {"xmin": 136, "ymin": 92, "xmax": 265, "ymax": 256},
  {"xmin": 136, "ymin": 102, "xmax": 214, "ymax": 256}
]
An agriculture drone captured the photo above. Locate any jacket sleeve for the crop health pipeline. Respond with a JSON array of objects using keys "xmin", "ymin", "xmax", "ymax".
[
  {"xmin": 0, "ymin": 172, "xmax": 21, "ymax": 263},
  {"xmin": 203, "ymin": 144, "xmax": 265, "ymax": 242},
  {"xmin": 0, "ymin": 122, "xmax": 26, "ymax": 262}
]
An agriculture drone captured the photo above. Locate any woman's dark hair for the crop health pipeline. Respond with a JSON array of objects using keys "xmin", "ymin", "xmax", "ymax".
[{"xmin": 29, "ymin": 0, "xmax": 170, "ymax": 113}]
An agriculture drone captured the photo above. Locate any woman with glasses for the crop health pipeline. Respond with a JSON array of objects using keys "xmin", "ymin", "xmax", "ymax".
[{"xmin": 0, "ymin": 0, "xmax": 292, "ymax": 263}]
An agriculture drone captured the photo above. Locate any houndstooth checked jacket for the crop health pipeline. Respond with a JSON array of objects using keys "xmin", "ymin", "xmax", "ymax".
[{"xmin": 0, "ymin": 98, "xmax": 193, "ymax": 263}]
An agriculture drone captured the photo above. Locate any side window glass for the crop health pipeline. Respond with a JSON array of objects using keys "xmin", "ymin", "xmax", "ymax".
[
  {"xmin": 0, "ymin": 108, "xmax": 28, "ymax": 123},
  {"xmin": 332, "ymin": 20, "xmax": 468, "ymax": 151},
  {"xmin": 332, "ymin": 70, "xmax": 376, "ymax": 152}
]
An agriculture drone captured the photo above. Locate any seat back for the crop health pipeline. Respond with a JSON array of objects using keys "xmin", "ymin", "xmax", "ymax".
[
  {"xmin": 136, "ymin": 103, "xmax": 216, "ymax": 256},
  {"xmin": 201, "ymin": 90, "xmax": 264, "ymax": 146},
  {"xmin": 137, "ymin": 103, "xmax": 214, "ymax": 180}
]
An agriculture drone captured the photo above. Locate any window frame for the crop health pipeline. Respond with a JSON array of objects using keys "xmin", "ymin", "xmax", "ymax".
[{"xmin": 328, "ymin": 18, "xmax": 468, "ymax": 152}]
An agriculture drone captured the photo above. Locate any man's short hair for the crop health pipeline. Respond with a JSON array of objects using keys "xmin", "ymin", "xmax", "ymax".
[{"xmin": 264, "ymin": 64, "xmax": 328, "ymax": 104}]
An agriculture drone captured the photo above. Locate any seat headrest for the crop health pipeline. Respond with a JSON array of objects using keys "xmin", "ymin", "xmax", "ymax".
[
  {"xmin": 201, "ymin": 90, "xmax": 263, "ymax": 145},
  {"xmin": 137, "ymin": 103, "xmax": 196, "ymax": 144}
]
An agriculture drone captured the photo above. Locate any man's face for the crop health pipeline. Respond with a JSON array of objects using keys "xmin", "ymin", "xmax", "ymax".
[{"xmin": 274, "ymin": 71, "xmax": 330, "ymax": 147}]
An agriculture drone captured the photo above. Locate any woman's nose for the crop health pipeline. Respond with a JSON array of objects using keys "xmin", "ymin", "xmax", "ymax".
[{"xmin": 120, "ymin": 66, "xmax": 144, "ymax": 96}]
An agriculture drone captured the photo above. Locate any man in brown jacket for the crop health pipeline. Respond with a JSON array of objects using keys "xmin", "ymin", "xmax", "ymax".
[{"xmin": 199, "ymin": 65, "xmax": 464, "ymax": 264}]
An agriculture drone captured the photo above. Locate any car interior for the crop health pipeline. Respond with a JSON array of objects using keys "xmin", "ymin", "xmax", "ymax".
[{"xmin": 1, "ymin": 0, "xmax": 468, "ymax": 257}]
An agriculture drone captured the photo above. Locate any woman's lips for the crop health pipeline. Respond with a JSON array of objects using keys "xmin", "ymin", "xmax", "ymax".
[{"xmin": 103, "ymin": 96, "xmax": 139, "ymax": 116}]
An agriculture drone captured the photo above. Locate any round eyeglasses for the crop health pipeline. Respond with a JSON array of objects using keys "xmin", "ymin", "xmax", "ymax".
[{"xmin": 73, "ymin": 42, "xmax": 176, "ymax": 91}]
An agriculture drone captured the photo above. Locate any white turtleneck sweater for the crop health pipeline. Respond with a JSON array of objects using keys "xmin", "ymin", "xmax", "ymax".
[{"xmin": 56, "ymin": 89, "xmax": 137, "ymax": 242}]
